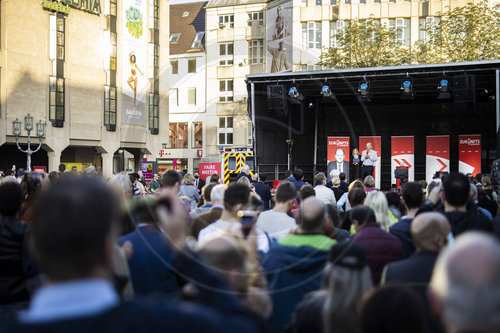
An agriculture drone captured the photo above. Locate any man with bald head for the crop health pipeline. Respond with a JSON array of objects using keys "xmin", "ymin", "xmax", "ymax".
[
  {"xmin": 429, "ymin": 232, "xmax": 500, "ymax": 333},
  {"xmin": 263, "ymin": 197, "xmax": 336, "ymax": 333}
]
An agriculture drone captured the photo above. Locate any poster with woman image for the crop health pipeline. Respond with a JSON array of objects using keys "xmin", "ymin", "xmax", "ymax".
[
  {"xmin": 266, "ymin": 1, "xmax": 292, "ymax": 73},
  {"xmin": 122, "ymin": 0, "xmax": 149, "ymax": 125}
]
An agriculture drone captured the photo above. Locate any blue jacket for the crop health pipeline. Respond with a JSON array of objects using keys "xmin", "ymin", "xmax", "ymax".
[
  {"xmin": 254, "ymin": 182, "xmax": 272, "ymax": 210},
  {"xmin": 118, "ymin": 226, "xmax": 181, "ymax": 296},
  {"xmin": 262, "ymin": 236, "xmax": 333, "ymax": 333}
]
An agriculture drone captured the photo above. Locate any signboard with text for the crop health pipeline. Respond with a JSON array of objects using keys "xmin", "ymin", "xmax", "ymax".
[
  {"xmin": 391, "ymin": 136, "xmax": 414, "ymax": 184},
  {"xmin": 426, "ymin": 135, "xmax": 449, "ymax": 181},
  {"xmin": 140, "ymin": 161, "xmax": 155, "ymax": 184},
  {"xmin": 459, "ymin": 134, "xmax": 481, "ymax": 175},
  {"xmin": 327, "ymin": 137, "xmax": 350, "ymax": 181},
  {"xmin": 199, "ymin": 162, "xmax": 221, "ymax": 183}
]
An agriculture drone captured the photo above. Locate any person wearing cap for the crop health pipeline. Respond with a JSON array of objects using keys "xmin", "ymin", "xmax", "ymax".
[{"xmin": 287, "ymin": 241, "xmax": 372, "ymax": 333}]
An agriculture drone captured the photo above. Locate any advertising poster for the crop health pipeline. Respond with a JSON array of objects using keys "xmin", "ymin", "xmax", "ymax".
[
  {"xmin": 122, "ymin": 0, "xmax": 149, "ymax": 125},
  {"xmin": 391, "ymin": 136, "xmax": 414, "ymax": 184},
  {"xmin": 266, "ymin": 1, "xmax": 292, "ymax": 73},
  {"xmin": 359, "ymin": 136, "xmax": 381, "ymax": 189},
  {"xmin": 459, "ymin": 135, "xmax": 481, "ymax": 175},
  {"xmin": 199, "ymin": 162, "xmax": 222, "ymax": 183},
  {"xmin": 426, "ymin": 136, "xmax": 450, "ymax": 181},
  {"xmin": 326, "ymin": 137, "xmax": 350, "ymax": 181},
  {"xmin": 140, "ymin": 161, "xmax": 155, "ymax": 184}
]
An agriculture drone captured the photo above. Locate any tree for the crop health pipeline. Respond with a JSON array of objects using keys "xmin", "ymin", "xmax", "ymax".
[
  {"xmin": 319, "ymin": 18, "xmax": 411, "ymax": 69},
  {"xmin": 415, "ymin": 2, "xmax": 500, "ymax": 63}
]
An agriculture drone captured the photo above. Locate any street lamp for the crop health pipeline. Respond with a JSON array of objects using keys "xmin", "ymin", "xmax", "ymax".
[{"xmin": 12, "ymin": 114, "xmax": 46, "ymax": 172}]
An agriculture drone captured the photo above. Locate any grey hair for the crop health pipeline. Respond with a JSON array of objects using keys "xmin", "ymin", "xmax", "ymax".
[
  {"xmin": 237, "ymin": 176, "xmax": 251, "ymax": 188},
  {"xmin": 469, "ymin": 183, "xmax": 478, "ymax": 202},
  {"xmin": 109, "ymin": 172, "xmax": 131, "ymax": 195},
  {"xmin": 322, "ymin": 264, "xmax": 373, "ymax": 333},
  {"xmin": 430, "ymin": 232, "xmax": 500, "ymax": 331},
  {"xmin": 211, "ymin": 184, "xmax": 227, "ymax": 205}
]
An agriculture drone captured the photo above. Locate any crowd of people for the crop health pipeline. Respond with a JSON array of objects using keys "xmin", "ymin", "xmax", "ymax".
[{"xmin": 0, "ymin": 163, "xmax": 499, "ymax": 333}]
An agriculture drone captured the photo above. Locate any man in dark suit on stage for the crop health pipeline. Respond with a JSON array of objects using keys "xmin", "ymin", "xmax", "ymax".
[{"xmin": 327, "ymin": 148, "xmax": 350, "ymax": 182}]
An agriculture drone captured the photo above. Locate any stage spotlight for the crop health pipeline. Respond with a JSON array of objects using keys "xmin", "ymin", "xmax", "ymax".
[
  {"xmin": 358, "ymin": 80, "xmax": 371, "ymax": 102},
  {"xmin": 400, "ymin": 77, "xmax": 414, "ymax": 100},
  {"xmin": 288, "ymin": 86, "xmax": 299, "ymax": 98},
  {"xmin": 437, "ymin": 78, "xmax": 451, "ymax": 100},
  {"xmin": 321, "ymin": 80, "xmax": 335, "ymax": 100}
]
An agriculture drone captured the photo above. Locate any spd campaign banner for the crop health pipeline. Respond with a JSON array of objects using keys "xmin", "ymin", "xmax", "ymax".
[
  {"xmin": 459, "ymin": 135, "xmax": 481, "ymax": 176},
  {"xmin": 391, "ymin": 136, "xmax": 414, "ymax": 184},
  {"xmin": 426, "ymin": 136, "xmax": 449, "ymax": 181},
  {"xmin": 327, "ymin": 137, "xmax": 350, "ymax": 181},
  {"xmin": 199, "ymin": 162, "xmax": 221, "ymax": 183},
  {"xmin": 359, "ymin": 136, "xmax": 381, "ymax": 189}
]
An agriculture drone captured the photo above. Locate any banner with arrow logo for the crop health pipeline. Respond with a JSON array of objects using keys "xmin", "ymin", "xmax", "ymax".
[
  {"xmin": 458, "ymin": 134, "xmax": 481, "ymax": 176},
  {"xmin": 391, "ymin": 136, "xmax": 414, "ymax": 185},
  {"xmin": 426, "ymin": 136, "xmax": 449, "ymax": 182}
]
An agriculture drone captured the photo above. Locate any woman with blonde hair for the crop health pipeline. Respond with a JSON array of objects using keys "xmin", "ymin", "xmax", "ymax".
[
  {"xmin": 180, "ymin": 173, "xmax": 200, "ymax": 211},
  {"xmin": 364, "ymin": 190, "xmax": 392, "ymax": 231},
  {"xmin": 337, "ymin": 180, "xmax": 365, "ymax": 213}
]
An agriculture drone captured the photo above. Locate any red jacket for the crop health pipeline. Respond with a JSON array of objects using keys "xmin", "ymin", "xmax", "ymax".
[{"xmin": 352, "ymin": 221, "xmax": 402, "ymax": 285}]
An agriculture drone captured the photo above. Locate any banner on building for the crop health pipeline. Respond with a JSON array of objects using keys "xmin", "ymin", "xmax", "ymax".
[
  {"xmin": 391, "ymin": 136, "xmax": 414, "ymax": 184},
  {"xmin": 426, "ymin": 135, "xmax": 450, "ymax": 181},
  {"xmin": 359, "ymin": 136, "xmax": 381, "ymax": 189},
  {"xmin": 199, "ymin": 162, "xmax": 221, "ymax": 183},
  {"xmin": 327, "ymin": 137, "xmax": 350, "ymax": 181},
  {"xmin": 266, "ymin": 0, "xmax": 292, "ymax": 73},
  {"xmin": 122, "ymin": 0, "xmax": 149, "ymax": 125},
  {"xmin": 459, "ymin": 134, "xmax": 481, "ymax": 175},
  {"xmin": 140, "ymin": 161, "xmax": 156, "ymax": 184}
]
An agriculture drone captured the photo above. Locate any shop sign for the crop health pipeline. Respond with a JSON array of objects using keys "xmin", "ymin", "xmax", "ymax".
[
  {"xmin": 33, "ymin": 166, "xmax": 47, "ymax": 173},
  {"xmin": 43, "ymin": 0, "xmax": 102, "ymax": 15}
]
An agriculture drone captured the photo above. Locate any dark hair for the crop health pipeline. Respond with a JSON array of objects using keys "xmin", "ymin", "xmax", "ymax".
[
  {"xmin": 293, "ymin": 168, "xmax": 304, "ymax": 180},
  {"xmin": 443, "ymin": 173, "xmax": 470, "ymax": 207},
  {"xmin": 30, "ymin": 177, "xmax": 118, "ymax": 280},
  {"xmin": 129, "ymin": 173, "xmax": 138, "ymax": 184},
  {"xmin": 160, "ymin": 170, "xmax": 182, "ymax": 188},
  {"xmin": 283, "ymin": 170, "xmax": 293, "ymax": 179},
  {"xmin": 259, "ymin": 173, "xmax": 267, "ymax": 182},
  {"xmin": 339, "ymin": 172, "xmax": 346, "ymax": 181},
  {"xmin": 203, "ymin": 183, "xmax": 216, "ymax": 202},
  {"xmin": 401, "ymin": 182, "xmax": 423, "ymax": 209},
  {"xmin": 349, "ymin": 206, "xmax": 376, "ymax": 226},
  {"xmin": 58, "ymin": 163, "xmax": 66, "ymax": 172},
  {"xmin": 276, "ymin": 181, "xmax": 298, "ymax": 203},
  {"xmin": 361, "ymin": 285, "xmax": 425, "ymax": 333},
  {"xmin": 326, "ymin": 204, "xmax": 341, "ymax": 228},
  {"xmin": 210, "ymin": 173, "xmax": 220, "ymax": 183},
  {"xmin": 0, "ymin": 181, "xmax": 23, "ymax": 217},
  {"xmin": 315, "ymin": 173, "xmax": 326, "ymax": 185},
  {"xmin": 348, "ymin": 187, "xmax": 366, "ymax": 207},
  {"xmin": 223, "ymin": 183, "xmax": 251, "ymax": 212},
  {"xmin": 385, "ymin": 192, "xmax": 401, "ymax": 208},
  {"xmin": 300, "ymin": 184, "xmax": 316, "ymax": 200},
  {"xmin": 21, "ymin": 174, "xmax": 41, "ymax": 204},
  {"xmin": 48, "ymin": 171, "xmax": 59, "ymax": 183}
]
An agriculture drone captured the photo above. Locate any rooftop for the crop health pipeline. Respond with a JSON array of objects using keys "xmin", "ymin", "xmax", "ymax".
[{"xmin": 170, "ymin": 2, "xmax": 207, "ymax": 55}]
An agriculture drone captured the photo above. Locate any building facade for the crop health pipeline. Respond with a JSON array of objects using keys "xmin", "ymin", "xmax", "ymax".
[
  {"xmin": 0, "ymin": 0, "xmax": 169, "ymax": 177},
  {"xmin": 163, "ymin": 2, "xmax": 208, "ymax": 174}
]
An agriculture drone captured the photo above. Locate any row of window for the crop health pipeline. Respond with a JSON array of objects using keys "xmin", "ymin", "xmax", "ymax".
[
  {"xmin": 170, "ymin": 88, "xmax": 197, "ymax": 106},
  {"xmin": 305, "ymin": 0, "xmax": 413, "ymax": 5},
  {"xmin": 171, "ymin": 58, "xmax": 197, "ymax": 74},
  {"xmin": 170, "ymin": 31, "xmax": 205, "ymax": 48}
]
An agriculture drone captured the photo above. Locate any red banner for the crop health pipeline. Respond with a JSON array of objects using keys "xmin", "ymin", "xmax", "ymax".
[
  {"xmin": 391, "ymin": 136, "xmax": 414, "ymax": 184},
  {"xmin": 33, "ymin": 166, "xmax": 47, "ymax": 173},
  {"xmin": 199, "ymin": 162, "xmax": 221, "ymax": 183},
  {"xmin": 459, "ymin": 135, "xmax": 481, "ymax": 176},
  {"xmin": 327, "ymin": 137, "xmax": 350, "ymax": 181},
  {"xmin": 359, "ymin": 136, "xmax": 381, "ymax": 189},
  {"xmin": 426, "ymin": 136, "xmax": 449, "ymax": 181}
]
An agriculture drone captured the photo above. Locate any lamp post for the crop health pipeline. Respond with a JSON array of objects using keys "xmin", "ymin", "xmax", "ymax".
[{"xmin": 12, "ymin": 114, "xmax": 46, "ymax": 172}]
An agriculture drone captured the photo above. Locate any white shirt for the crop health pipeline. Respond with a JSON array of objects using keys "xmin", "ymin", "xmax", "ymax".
[
  {"xmin": 20, "ymin": 279, "xmax": 119, "ymax": 323},
  {"xmin": 256, "ymin": 210, "xmax": 297, "ymax": 241},
  {"xmin": 198, "ymin": 219, "xmax": 270, "ymax": 253},
  {"xmin": 361, "ymin": 149, "xmax": 378, "ymax": 166},
  {"xmin": 314, "ymin": 184, "xmax": 337, "ymax": 206}
]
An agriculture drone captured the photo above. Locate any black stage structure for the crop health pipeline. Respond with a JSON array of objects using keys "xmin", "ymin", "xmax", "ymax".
[{"xmin": 246, "ymin": 60, "xmax": 500, "ymax": 190}]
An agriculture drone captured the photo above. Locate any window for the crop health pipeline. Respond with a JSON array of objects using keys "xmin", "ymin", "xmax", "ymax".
[
  {"xmin": 170, "ymin": 88, "xmax": 178, "ymax": 107},
  {"xmin": 104, "ymin": 85, "xmax": 117, "ymax": 131},
  {"xmin": 171, "ymin": 60, "xmax": 178, "ymax": 74},
  {"xmin": 419, "ymin": 17, "xmax": 440, "ymax": 42},
  {"xmin": 219, "ymin": 15, "xmax": 234, "ymax": 28},
  {"xmin": 330, "ymin": 20, "xmax": 347, "ymax": 47},
  {"xmin": 49, "ymin": 76, "xmax": 64, "ymax": 127},
  {"xmin": 248, "ymin": 12, "xmax": 263, "ymax": 26},
  {"xmin": 374, "ymin": 0, "xmax": 380, "ymax": 3},
  {"xmin": 245, "ymin": 156, "xmax": 254, "ymax": 170},
  {"xmin": 168, "ymin": 123, "xmax": 188, "ymax": 148},
  {"xmin": 345, "ymin": 0, "xmax": 351, "ymax": 4},
  {"xmin": 389, "ymin": 18, "xmax": 410, "ymax": 46},
  {"xmin": 192, "ymin": 31, "xmax": 204, "ymax": 48},
  {"xmin": 110, "ymin": 32, "xmax": 117, "ymax": 71},
  {"xmin": 188, "ymin": 59, "xmax": 196, "ymax": 73},
  {"xmin": 302, "ymin": 0, "xmax": 308, "ymax": 6},
  {"xmin": 188, "ymin": 87, "xmax": 196, "ymax": 105},
  {"xmin": 228, "ymin": 156, "xmax": 237, "ymax": 170},
  {"xmin": 56, "ymin": 16, "xmax": 65, "ymax": 60},
  {"xmin": 330, "ymin": 0, "xmax": 336, "ymax": 4},
  {"xmin": 249, "ymin": 40, "xmax": 263, "ymax": 64},
  {"xmin": 110, "ymin": 0, "xmax": 117, "ymax": 16},
  {"xmin": 193, "ymin": 122, "xmax": 203, "ymax": 148},
  {"xmin": 149, "ymin": 93, "xmax": 159, "ymax": 134},
  {"xmin": 247, "ymin": 120, "xmax": 253, "ymax": 146},
  {"xmin": 170, "ymin": 33, "xmax": 180, "ymax": 42},
  {"xmin": 219, "ymin": 43, "xmax": 234, "ymax": 65},
  {"xmin": 218, "ymin": 116, "xmax": 234, "ymax": 145},
  {"xmin": 219, "ymin": 79, "xmax": 234, "ymax": 102},
  {"xmin": 300, "ymin": 64, "xmax": 322, "ymax": 71},
  {"xmin": 302, "ymin": 22, "xmax": 322, "ymax": 49},
  {"xmin": 150, "ymin": 0, "xmax": 159, "ymax": 30},
  {"xmin": 316, "ymin": 0, "xmax": 322, "ymax": 5}
]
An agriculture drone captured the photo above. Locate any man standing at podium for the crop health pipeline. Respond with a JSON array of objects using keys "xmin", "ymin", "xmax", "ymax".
[{"xmin": 361, "ymin": 142, "xmax": 378, "ymax": 180}]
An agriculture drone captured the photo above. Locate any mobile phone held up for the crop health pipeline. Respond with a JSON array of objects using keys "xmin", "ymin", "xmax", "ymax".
[{"xmin": 237, "ymin": 210, "xmax": 257, "ymax": 239}]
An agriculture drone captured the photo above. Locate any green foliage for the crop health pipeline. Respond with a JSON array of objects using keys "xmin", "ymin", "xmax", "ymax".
[
  {"xmin": 320, "ymin": 3, "xmax": 500, "ymax": 69},
  {"xmin": 126, "ymin": 6, "xmax": 143, "ymax": 39}
]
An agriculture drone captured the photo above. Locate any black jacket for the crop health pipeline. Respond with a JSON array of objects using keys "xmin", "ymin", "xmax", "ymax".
[
  {"xmin": 445, "ymin": 205, "xmax": 493, "ymax": 237},
  {"xmin": 254, "ymin": 182, "xmax": 272, "ymax": 210}
]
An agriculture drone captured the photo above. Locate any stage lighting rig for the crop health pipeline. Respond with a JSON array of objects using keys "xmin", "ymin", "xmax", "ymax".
[
  {"xmin": 358, "ymin": 78, "xmax": 371, "ymax": 102},
  {"xmin": 437, "ymin": 78, "xmax": 451, "ymax": 100},
  {"xmin": 321, "ymin": 79, "xmax": 335, "ymax": 100},
  {"xmin": 288, "ymin": 85, "xmax": 303, "ymax": 103},
  {"xmin": 400, "ymin": 75, "xmax": 414, "ymax": 100}
]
